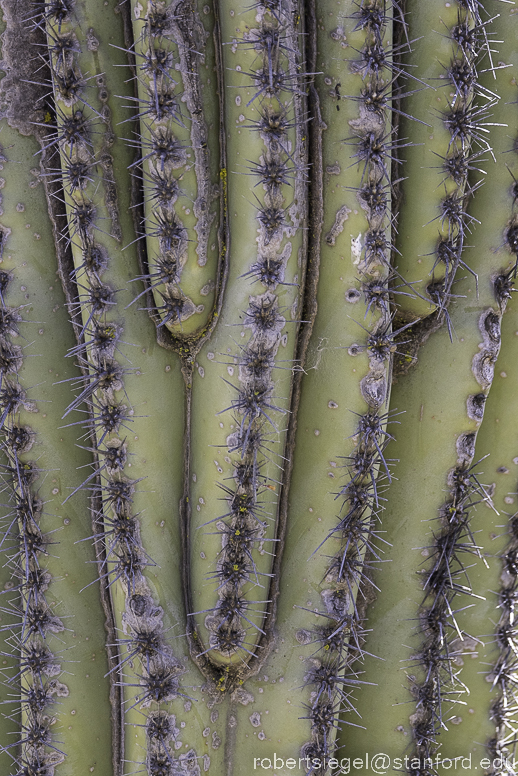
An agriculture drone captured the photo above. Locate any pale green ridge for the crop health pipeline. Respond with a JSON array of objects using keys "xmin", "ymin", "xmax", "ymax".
[
  {"xmin": 188, "ymin": 0, "xmax": 307, "ymax": 670},
  {"xmin": 128, "ymin": 0, "xmax": 222, "ymax": 336},
  {"xmin": 0, "ymin": 122, "xmax": 113, "ymax": 775},
  {"xmin": 395, "ymin": 0, "xmax": 479, "ymax": 320}
]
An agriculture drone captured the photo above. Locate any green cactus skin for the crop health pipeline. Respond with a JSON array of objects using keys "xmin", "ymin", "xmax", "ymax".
[
  {"xmin": 0, "ymin": 121, "xmax": 113, "ymax": 775},
  {"xmin": 1, "ymin": 0, "xmax": 518, "ymax": 775}
]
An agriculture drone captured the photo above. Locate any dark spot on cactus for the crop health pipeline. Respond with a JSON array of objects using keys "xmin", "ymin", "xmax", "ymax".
[
  {"xmin": 113, "ymin": 548, "xmax": 147, "ymax": 590},
  {"xmin": 257, "ymin": 205, "xmax": 285, "ymax": 243},
  {"xmin": 63, "ymin": 159, "xmax": 93, "ymax": 192},
  {"xmin": 443, "ymin": 100, "xmax": 494, "ymax": 153},
  {"xmin": 455, "ymin": 432, "xmax": 477, "ymax": 467},
  {"xmin": 141, "ymin": 47, "xmax": 175, "ymax": 79},
  {"xmin": 145, "ymin": 3, "xmax": 170, "ymax": 39},
  {"xmin": 363, "ymin": 228, "xmax": 390, "ymax": 267},
  {"xmin": 239, "ymin": 343, "xmax": 275, "ymax": 383},
  {"xmin": 146, "ymin": 710, "xmax": 176, "ymax": 742},
  {"xmin": 130, "ymin": 594, "xmax": 148, "ymax": 617},
  {"xmin": 18, "ymin": 524, "xmax": 47, "ymax": 564},
  {"xmin": 103, "ymin": 478, "xmax": 135, "ymax": 515},
  {"xmin": 140, "ymin": 666, "xmax": 181, "ymax": 704},
  {"xmin": 506, "ymin": 224, "xmax": 518, "ymax": 256},
  {"xmin": 351, "ymin": 2, "xmax": 388, "ymax": 39},
  {"xmin": 254, "ymin": 108, "xmax": 289, "ymax": 142},
  {"xmin": 493, "ymin": 269, "xmax": 516, "ymax": 307},
  {"xmin": 147, "ymin": 750, "xmax": 175, "ymax": 776},
  {"xmin": 21, "ymin": 567, "xmax": 52, "ymax": 598},
  {"xmin": 447, "ymin": 58, "xmax": 477, "ymax": 100},
  {"xmin": 94, "ymin": 402, "xmax": 131, "ymax": 441},
  {"xmin": 153, "ymin": 290, "xmax": 190, "ymax": 329},
  {"xmin": 439, "ymin": 190, "xmax": 470, "ymax": 235},
  {"xmin": 247, "ymin": 66, "xmax": 292, "ymax": 106},
  {"xmin": 83, "ymin": 282, "xmax": 116, "ymax": 317},
  {"xmin": 73, "ymin": 242, "xmax": 108, "ymax": 280},
  {"xmin": 244, "ymin": 257, "xmax": 285, "ymax": 288},
  {"xmin": 23, "ymin": 683, "xmax": 55, "ymax": 714},
  {"xmin": 125, "ymin": 628, "xmax": 163, "ymax": 672},
  {"xmin": 350, "ymin": 130, "xmax": 394, "ymax": 184},
  {"xmin": 367, "ymin": 323, "xmax": 398, "ymax": 362},
  {"xmin": 17, "ymin": 642, "xmax": 59, "ymax": 683},
  {"xmin": 307, "ymin": 699, "xmax": 338, "ymax": 736},
  {"xmin": 40, "ymin": 0, "xmax": 73, "ymax": 30},
  {"xmin": 244, "ymin": 294, "xmax": 283, "ymax": 334},
  {"xmin": 147, "ymin": 169, "xmax": 179, "ymax": 207},
  {"xmin": 140, "ymin": 83, "xmax": 182, "ymax": 124},
  {"xmin": 62, "ymin": 358, "xmax": 124, "ymax": 418},
  {"xmin": 420, "ymin": 605, "xmax": 448, "ymax": 639},
  {"xmin": 101, "ymin": 441, "xmax": 127, "ymax": 475},
  {"xmin": 0, "ymin": 381, "xmax": 27, "ymax": 424},
  {"xmin": 442, "ymin": 151, "xmax": 469, "ymax": 186},
  {"xmin": 356, "ymin": 41, "xmax": 390, "ymax": 80},
  {"xmin": 359, "ymin": 80, "xmax": 391, "ymax": 119},
  {"xmin": 490, "ymin": 697, "xmax": 505, "ymax": 726},
  {"xmin": 362, "ymin": 279, "xmax": 390, "ymax": 316},
  {"xmin": 48, "ymin": 31, "xmax": 80, "ymax": 70},
  {"xmin": 496, "ymin": 622, "xmax": 515, "ymax": 652},
  {"xmin": 24, "ymin": 602, "xmax": 61, "ymax": 641},
  {"xmin": 210, "ymin": 626, "xmax": 247, "ymax": 656},
  {"xmin": 426, "ymin": 281, "xmax": 455, "ymax": 340},
  {"xmin": 0, "ymin": 268, "xmax": 12, "ymax": 304},
  {"xmin": 103, "ymin": 513, "xmax": 139, "ymax": 558},
  {"xmin": 250, "ymin": 157, "xmax": 291, "ymax": 192},
  {"xmin": 482, "ymin": 310, "xmax": 501, "ymax": 344},
  {"xmin": 69, "ymin": 199, "xmax": 96, "ymax": 242},
  {"xmin": 23, "ymin": 719, "xmax": 53, "ymax": 748},
  {"xmin": 358, "ymin": 180, "xmax": 387, "ymax": 219},
  {"xmin": 52, "ymin": 66, "xmax": 85, "ymax": 104},
  {"xmin": 435, "ymin": 237, "xmax": 458, "ymax": 274},
  {"xmin": 345, "ymin": 287, "xmax": 361, "ymax": 304},
  {"xmin": 498, "ymin": 587, "xmax": 518, "ymax": 616},
  {"xmin": 148, "ymin": 211, "xmax": 185, "ymax": 254},
  {"xmin": 0, "ymin": 306, "xmax": 21, "ymax": 338},
  {"xmin": 451, "ymin": 17, "xmax": 479, "ymax": 56},
  {"xmin": 466, "ymin": 393, "xmax": 486, "ymax": 422},
  {"xmin": 141, "ymin": 127, "xmax": 185, "ymax": 172},
  {"xmin": 6, "ymin": 425, "xmax": 35, "ymax": 455},
  {"xmin": 214, "ymin": 557, "xmax": 254, "ymax": 589}
]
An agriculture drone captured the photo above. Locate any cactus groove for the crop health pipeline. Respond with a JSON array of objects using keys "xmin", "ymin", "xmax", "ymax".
[{"xmin": 0, "ymin": 0, "xmax": 517, "ymax": 775}]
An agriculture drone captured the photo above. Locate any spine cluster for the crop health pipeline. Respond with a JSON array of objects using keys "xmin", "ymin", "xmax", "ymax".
[{"xmin": 0, "ymin": 272, "xmax": 66, "ymax": 774}]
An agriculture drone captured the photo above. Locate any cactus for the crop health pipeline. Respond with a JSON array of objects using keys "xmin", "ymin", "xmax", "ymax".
[{"xmin": 0, "ymin": 0, "xmax": 517, "ymax": 774}]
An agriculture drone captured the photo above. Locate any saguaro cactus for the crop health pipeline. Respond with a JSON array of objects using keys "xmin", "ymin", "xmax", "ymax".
[{"xmin": 0, "ymin": 0, "xmax": 517, "ymax": 774}]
